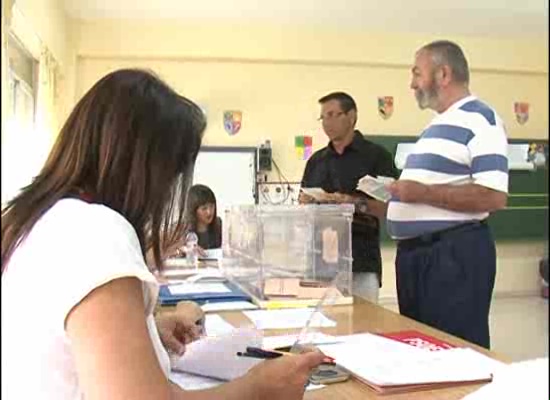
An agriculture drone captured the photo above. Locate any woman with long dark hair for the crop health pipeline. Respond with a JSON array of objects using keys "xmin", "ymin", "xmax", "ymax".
[
  {"xmin": 185, "ymin": 184, "xmax": 222, "ymax": 250},
  {"xmin": 1, "ymin": 69, "xmax": 324, "ymax": 400}
]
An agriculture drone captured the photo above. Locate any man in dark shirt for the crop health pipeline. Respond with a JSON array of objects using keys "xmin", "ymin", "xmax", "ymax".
[{"xmin": 299, "ymin": 92, "xmax": 399, "ymax": 302}]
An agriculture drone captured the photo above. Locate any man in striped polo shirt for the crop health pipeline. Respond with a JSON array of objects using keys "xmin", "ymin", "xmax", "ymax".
[{"xmin": 387, "ymin": 40, "xmax": 509, "ymax": 349}]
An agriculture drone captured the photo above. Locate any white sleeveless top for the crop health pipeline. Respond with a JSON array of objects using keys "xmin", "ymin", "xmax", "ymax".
[{"xmin": 1, "ymin": 198, "xmax": 170, "ymax": 399}]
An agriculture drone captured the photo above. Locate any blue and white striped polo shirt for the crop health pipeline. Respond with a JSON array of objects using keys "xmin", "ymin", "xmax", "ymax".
[{"xmin": 387, "ymin": 95, "xmax": 509, "ymax": 240}]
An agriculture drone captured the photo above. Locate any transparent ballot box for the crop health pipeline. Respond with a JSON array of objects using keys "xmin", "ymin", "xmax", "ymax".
[{"xmin": 221, "ymin": 204, "xmax": 354, "ymax": 308}]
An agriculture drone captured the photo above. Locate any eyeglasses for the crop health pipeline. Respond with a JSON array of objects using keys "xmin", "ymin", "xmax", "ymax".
[{"xmin": 318, "ymin": 111, "xmax": 346, "ymax": 121}]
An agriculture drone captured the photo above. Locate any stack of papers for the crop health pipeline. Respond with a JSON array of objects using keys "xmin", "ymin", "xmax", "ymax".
[
  {"xmin": 243, "ymin": 308, "xmax": 337, "ymax": 330},
  {"xmin": 356, "ymin": 175, "xmax": 395, "ymax": 203},
  {"xmin": 318, "ymin": 333, "xmax": 499, "ymax": 395}
]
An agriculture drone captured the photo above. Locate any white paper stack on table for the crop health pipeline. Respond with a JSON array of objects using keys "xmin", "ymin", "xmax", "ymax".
[
  {"xmin": 356, "ymin": 175, "xmax": 395, "ymax": 203},
  {"xmin": 317, "ymin": 333, "xmax": 502, "ymax": 395}
]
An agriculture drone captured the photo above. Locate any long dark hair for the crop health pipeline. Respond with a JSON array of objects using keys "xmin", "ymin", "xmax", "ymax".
[
  {"xmin": 1, "ymin": 69, "xmax": 206, "ymax": 272},
  {"xmin": 184, "ymin": 184, "xmax": 221, "ymax": 238}
]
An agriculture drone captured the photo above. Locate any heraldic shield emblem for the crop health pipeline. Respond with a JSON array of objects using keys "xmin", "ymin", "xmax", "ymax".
[
  {"xmin": 223, "ymin": 110, "xmax": 242, "ymax": 135},
  {"xmin": 378, "ymin": 96, "xmax": 394, "ymax": 119},
  {"xmin": 514, "ymin": 102, "xmax": 529, "ymax": 125}
]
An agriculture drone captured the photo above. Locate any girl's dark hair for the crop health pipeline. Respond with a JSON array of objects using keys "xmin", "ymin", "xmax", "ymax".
[
  {"xmin": 184, "ymin": 184, "xmax": 221, "ymax": 238},
  {"xmin": 1, "ymin": 68, "xmax": 206, "ymax": 272}
]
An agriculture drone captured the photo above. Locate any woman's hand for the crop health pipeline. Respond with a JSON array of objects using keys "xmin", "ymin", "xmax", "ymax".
[
  {"xmin": 245, "ymin": 351, "xmax": 326, "ymax": 400},
  {"xmin": 155, "ymin": 304, "xmax": 204, "ymax": 356}
]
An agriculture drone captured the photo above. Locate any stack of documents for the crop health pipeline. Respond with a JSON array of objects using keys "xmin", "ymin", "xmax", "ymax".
[
  {"xmin": 318, "ymin": 333, "xmax": 499, "ymax": 395},
  {"xmin": 356, "ymin": 175, "xmax": 395, "ymax": 203}
]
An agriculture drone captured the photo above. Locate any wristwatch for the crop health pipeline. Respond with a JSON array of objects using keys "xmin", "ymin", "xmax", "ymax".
[{"xmin": 355, "ymin": 198, "xmax": 369, "ymax": 214}]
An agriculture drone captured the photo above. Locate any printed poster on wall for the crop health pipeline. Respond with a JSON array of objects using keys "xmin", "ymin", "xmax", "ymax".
[
  {"xmin": 514, "ymin": 102, "xmax": 529, "ymax": 125},
  {"xmin": 223, "ymin": 110, "xmax": 242, "ymax": 135},
  {"xmin": 295, "ymin": 135, "xmax": 313, "ymax": 160},
  {"xmin": 378, "ymin": 96, "xmax": 394, "ymax": 120}
]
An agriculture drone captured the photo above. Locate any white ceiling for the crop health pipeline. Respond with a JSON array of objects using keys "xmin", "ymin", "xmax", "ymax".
[{"xmin": 63, "ymin": 0, "xmax": 548, "ymax": 38}]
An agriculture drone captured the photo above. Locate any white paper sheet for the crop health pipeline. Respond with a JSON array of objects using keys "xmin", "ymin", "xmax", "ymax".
[
  {"xmin": 356, "ymin": 175, "xmax": 395, "ymax": 203},
  {"xmin": 318, "ymin": 334, "xmax": 500, "ymax": 387},
  {"xmin": 201, "ymin": 301, "xmax": 258, "ymax": 313},
  {"xmin": 243, "ymin": 308, "xmax": 337, "ymax": 330},
  {"xmin": 462, "ymin": 357, "xmax": 548, "ymax": 400},
  {"xmin": 204, "ymin": 314, "xmax": 235, "ymax": 336},
  {"xmin": 168, "ymin": 282, "xmax": 231, "ymax": 295},
  {"xmin": 173, "ymin": 328, "xmax": 263, "ymax": 381}
]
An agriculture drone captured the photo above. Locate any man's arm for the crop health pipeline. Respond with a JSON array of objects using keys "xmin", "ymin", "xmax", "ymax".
[{"xmin": 388, "ymin": 181, "xmax": 507, "ymax": 213}]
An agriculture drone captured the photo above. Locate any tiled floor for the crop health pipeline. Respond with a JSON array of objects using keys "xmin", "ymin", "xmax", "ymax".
[{"xmin": 381, "ymin": 295, "xmax": 548, "ymax": 362}]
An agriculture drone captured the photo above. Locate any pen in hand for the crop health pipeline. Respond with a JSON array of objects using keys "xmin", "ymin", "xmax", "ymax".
[
  {"xmin": 237, "ymin": 347, "xmax": 284, "ymax": 359},
  {"xmin": 237, "ymin": 346, "xmax": 336, "ymax": 364}
]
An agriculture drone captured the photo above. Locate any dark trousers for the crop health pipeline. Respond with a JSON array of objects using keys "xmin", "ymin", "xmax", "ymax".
[{"xmin": 395, "ymin": 222, "xmax": 496, "ymax": 349}]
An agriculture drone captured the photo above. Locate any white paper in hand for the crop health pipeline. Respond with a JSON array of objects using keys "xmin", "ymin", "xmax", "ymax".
[
  {"xmin": 172, "ymin": 328, "xmax": 263, "ymax": 381},
  {"xmin": 356, "ymin": 175, "xmax": 395, "ymax": 203}
]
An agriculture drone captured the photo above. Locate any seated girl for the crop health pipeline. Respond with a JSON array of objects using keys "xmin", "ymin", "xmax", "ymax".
[{"xmin": 185, "ymin": 184, "xmax": 222, "ymax": 251}]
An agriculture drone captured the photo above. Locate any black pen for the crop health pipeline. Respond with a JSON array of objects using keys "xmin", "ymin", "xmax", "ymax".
[
  {"xmin": 237, "ymin": 346, "xmax": 336, "ymax": 365},
  {"xmin": 237, "ymin": 347, "xmax": 283, "ymax": 359}
]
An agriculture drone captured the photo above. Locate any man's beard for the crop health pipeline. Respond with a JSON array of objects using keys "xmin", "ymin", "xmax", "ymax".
[{"xmin": 415, "ymin": 80, "xmax": 439, "ymax": 110}]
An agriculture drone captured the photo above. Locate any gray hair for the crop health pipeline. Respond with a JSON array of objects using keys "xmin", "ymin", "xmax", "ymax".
[{"xmin": 420, "ymin": 40, "xmax": 470, "ymax": 85}]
